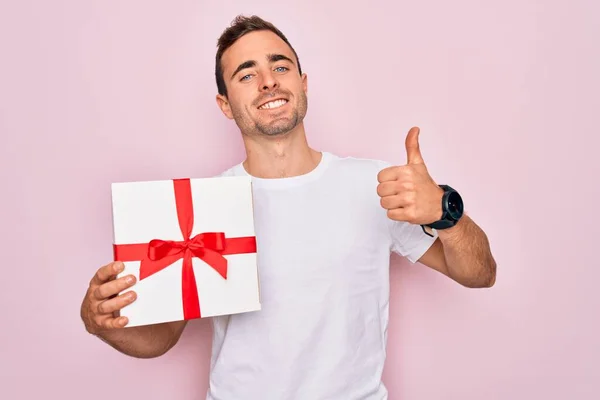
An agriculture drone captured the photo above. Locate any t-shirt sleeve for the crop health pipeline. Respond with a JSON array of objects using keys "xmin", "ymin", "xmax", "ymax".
[{"xmin": 388, "ymin": 219, "xmax": 438, "ymax": 263}]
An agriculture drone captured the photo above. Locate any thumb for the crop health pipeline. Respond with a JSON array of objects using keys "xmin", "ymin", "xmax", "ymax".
[{"xmin": 405, "ymin": 126, "xmax": 424, "ymax": 165}]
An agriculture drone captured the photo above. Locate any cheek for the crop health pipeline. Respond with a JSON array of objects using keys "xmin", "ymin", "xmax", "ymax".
[
  {"xmin": 230, "ymin": 97, "xmax": 256, "ymax": 118},
  {"xmin": 234, "ymin": 91, "xmax": 257, "ymax": 111},
  {"xmin": 287, "ymin": 77, "xmax": 305, "ymax": 91}
]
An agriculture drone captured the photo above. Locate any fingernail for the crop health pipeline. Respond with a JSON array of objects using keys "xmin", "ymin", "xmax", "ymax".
[
  {"xmin": 113, "ymin": 262, "xmax": 123, "ymax": 272},
  {"xmin": 126, "ymin": 275, "xmax": 135, "ymax": 284}
]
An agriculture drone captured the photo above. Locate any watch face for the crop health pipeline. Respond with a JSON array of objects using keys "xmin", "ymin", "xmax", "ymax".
[{"xmin": 446, "ymin": 191, "xmax": 464, "ymax": 220}]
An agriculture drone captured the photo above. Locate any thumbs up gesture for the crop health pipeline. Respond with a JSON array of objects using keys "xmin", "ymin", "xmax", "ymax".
[{"xmin": 377, "ymin": 127, "xmax": 444, "ymax": 225}]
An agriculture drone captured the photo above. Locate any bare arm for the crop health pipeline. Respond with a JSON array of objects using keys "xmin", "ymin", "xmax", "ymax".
[
  {"xmin": 376, "ymin": 127, "xmax": 496, "ymax": 288},
  {"xmin": 94, "ymin": 320, "xmax": 188, "ymax": 359},
  {"xmin": 418, "ymin": 214, "xmax": 497, "ymax": 288},
  {"xmin": 80, "ymin": 261, "xmax": 188, "ymax": 358}
]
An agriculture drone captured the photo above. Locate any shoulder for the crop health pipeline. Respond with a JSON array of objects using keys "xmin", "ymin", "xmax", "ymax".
[
  {"xmin": 326, "ymin": 152, "xmax": 391, "ymax": 168},
  {"xmin": 324, "ymin": 152, "xmax": 392, "ymax": 182}
]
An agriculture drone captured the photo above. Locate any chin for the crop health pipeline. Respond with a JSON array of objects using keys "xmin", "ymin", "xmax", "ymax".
[
  {"xmin": 260, "ymin": 125, "xmax": 295, "ymax": 137},
  {"xmin": 253, "ymin": 114, "xmax": 299, "ymax": 136}
]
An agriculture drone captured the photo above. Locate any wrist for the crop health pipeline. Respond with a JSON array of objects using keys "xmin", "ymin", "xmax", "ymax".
[{"xmin": 423, "ymin": 184, "xmax": 464, "ymax": 233}]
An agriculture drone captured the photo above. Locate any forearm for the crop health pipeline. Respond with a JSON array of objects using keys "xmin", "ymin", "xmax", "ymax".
[
  {"xmin": 437, "ymin": 214, "xmax": 496, "ymax": 288},
  {"xmin": 95, "ymin": 322, "xmax": 182, "ymax": 359}
]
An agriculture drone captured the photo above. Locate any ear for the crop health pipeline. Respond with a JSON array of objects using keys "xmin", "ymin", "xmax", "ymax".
[
  {"xmin": 216, "ymin": 94, "xmax": 234, "ymax": 119},
  {"xmin": 301, "ymin": 73, "xmax": 308, "ymax": 94}
]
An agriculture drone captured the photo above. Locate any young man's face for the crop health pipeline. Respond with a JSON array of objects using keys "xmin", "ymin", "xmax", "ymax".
[{"xmin": 217, "ymin": 30, "xmax": 308, "ymax": 138}]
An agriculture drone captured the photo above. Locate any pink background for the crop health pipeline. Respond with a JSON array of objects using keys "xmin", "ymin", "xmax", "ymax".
[{"xmin": 1, "ymin": 1, "xmax": 598, "ymax": 399}]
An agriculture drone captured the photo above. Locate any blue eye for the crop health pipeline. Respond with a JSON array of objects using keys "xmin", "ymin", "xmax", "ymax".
[
  {"xmin": 275, "ymin": 66, "xmax": 288, "ymax": 72},
  {"xmin": 240, "ymin": 74, "xmax": 251, "ymax": 81}
]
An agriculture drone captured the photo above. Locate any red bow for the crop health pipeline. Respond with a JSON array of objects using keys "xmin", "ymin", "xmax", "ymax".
[{"xmin": 113, "ymin": 178, "xmax": 257, "ymax": 320}]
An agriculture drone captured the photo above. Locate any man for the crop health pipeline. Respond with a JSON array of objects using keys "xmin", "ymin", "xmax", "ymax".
[{"xmin": 80, "ymin": 15, "xmax": 496, "ymax": 399}]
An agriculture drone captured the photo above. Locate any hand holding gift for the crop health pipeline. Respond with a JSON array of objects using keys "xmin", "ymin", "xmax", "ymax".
[
  {"xmin": 108, "ymin": 176, "xmax": 261, "ymax": 328},
  {"xmin": 80, "ymin": 261, "xmax": 137, "ymax": 334}
]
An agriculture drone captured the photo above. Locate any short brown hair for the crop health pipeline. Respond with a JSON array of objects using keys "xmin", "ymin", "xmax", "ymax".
[{"xmin": 215, "ymin": 15, "xmax": 303, "ymax": 97}]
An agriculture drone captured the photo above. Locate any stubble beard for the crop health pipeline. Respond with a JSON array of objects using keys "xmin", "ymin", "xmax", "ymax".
[{"xmin": 232, "ymin": 91, "xmax": 308, "ymax": 138}]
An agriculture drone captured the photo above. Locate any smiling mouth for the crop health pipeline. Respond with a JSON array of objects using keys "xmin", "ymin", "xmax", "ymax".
[{"xmin": 258, "ymin": 99, "xmax": 288, "ymax": 110}]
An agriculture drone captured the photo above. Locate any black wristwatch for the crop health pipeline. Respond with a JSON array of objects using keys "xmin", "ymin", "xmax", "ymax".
[{"xmin": 421, "ymin": 185, "xmax": 464, "ymax": 236}]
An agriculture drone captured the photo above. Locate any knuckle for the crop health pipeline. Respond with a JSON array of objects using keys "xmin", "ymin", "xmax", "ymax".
[
  {"xmin": 93, "ymin": 315, "xmax": 103, "ymax": 327},
  {"xmin": 93, "ymin": 286, "xmax": 105, "ymax": 300},
  {"xmin": 378, "ymin": 182, "xmax": 398, "ymax": 197},
  {"xmin": 92, "ymin": 273, "xmax": 105, "ymax": 286},
  {"xmin": 96, "ymin": 266, "xmax": 107, "ymax": 281},
  {"xmin": 102, "ymin": 319, "xmax": 114, "ymax": 330},
  {"xmin": 402, "ymin": 181, "xmax": 415, "ymax": 191},
  {"xmin": 377, "ymin": 168, "xmax": 390, "ymax": 182},
  {"xmin": 378, "ymin": 166, "xmax": 398, "ymax": 182},
  {"xmin": 380, "ymin": 197, "xmax": 392, "ymax": 210}
]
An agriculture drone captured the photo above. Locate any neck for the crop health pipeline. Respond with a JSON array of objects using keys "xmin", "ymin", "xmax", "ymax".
[{"xmin": 241, "ymin": 123, "xmax": 321, "ymax": 179}]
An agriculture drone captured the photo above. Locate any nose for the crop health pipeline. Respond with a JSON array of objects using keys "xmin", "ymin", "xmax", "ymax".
[{"xmin": 259, "ymin": 70, "xmax": 278, "ymax": 92}]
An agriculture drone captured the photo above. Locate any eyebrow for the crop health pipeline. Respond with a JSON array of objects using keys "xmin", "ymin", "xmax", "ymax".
[{"xmin": 230, "ymin": 53, "xmax": 295, "ymax": 80}]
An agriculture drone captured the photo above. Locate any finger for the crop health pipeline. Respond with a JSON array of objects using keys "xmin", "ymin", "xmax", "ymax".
[
  {"xmin": 405, "ymin": 126, "xmax": 424, "ymax": 165},
  {"xmin": 376, "ymin": 181, "xmax": 398, "ymax": 197},
  {"xmin": 97, "ymin": 290, "xmax": 137, "ymax": 315},
  {"xmin": 91, "ymin": 262, "xmax": 125, "ymax": 286},
  {"xmin": 377, "ymin": 166, "xmax": 399, "ymax": 183},
  {"xmin": 387, "ymin": 207, "xmax": 416, "ymax": 222},
  {"xmin": 93, "ymin": 274, "xmax": 137, "ymax": 300},
  {"xmin": 380, "ymin": 193, "xmax": 415, "ymax": 210},
  {"xmin": 377, "ymin": 179, "xmax": 416, "ymax": 197},
  {"xmin": 101, "ymin": 316, "xmax": 129, "ymax": 330}
]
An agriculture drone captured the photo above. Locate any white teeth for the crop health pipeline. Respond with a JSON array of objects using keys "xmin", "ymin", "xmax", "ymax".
[{"xmin": 259, "ymin": 99, "xmax": 287, "ymax": 109}]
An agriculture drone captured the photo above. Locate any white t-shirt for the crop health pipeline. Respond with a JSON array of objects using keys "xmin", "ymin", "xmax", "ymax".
[{"xmin": 205, "ymin": 151, "xmax": 437, "ymax": 400}]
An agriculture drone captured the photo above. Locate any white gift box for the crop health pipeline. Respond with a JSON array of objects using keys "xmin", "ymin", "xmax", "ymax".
[{"xmin": 110, "ymin": 176, "xmax": 261, "ymax": 327}]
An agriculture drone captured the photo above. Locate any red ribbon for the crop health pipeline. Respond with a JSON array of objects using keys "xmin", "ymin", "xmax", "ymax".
[{"xmin": 113, "ymin": 178, "xmax": 257, "ymax": 320}]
